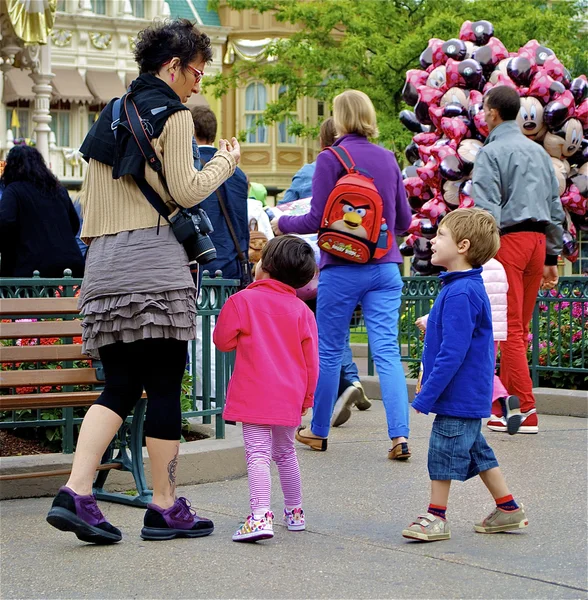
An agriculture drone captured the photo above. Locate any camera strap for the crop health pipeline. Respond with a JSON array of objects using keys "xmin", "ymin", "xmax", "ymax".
[
  {"xmin": 112, "ymin": 95, "xmax": 171, "ymax": 226},
  {"xmin": 200, "ymin": 156, "xmax": 252, "ymax": 287}
]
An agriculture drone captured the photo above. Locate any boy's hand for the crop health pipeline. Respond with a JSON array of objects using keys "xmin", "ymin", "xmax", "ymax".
[
  {"xmin": 301, "ymin": 407, "xmax": 308, "ymax": 416},
  {"xmin": 415, "ymin": 317, "xmax": 427, "ymax": 332},
  {"xmin": 271, "ymin": 218, "xmax": 283, "ymax": 236}
]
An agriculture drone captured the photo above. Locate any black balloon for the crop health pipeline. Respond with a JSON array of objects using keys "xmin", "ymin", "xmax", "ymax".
[
  {"xmin": 402, "ymin": 81, "xmax": 419, "ymax": 106},
  {"xmin": 420, "ymin": 219, "xmax": 438, "ymax": 239},
  {"xmin": 413, "ymin": 237, "xmax": 433, "ymax": 257},
  {"xmin": 402, "ymin": 165, "xmax": 419, "ymax": 179},
  {"xmin": 471, "ymin": 20, "xmax": 494, "ymax": 46},
  {"xmin": 442, "ymin": 39, "xmax": 467, "ymax": 61},
  {"xmin": 507, "ymin": 57, "xmax": 533, "ymax": 86},
  {"xmin": 543, "ymin": 101, "xmax": 570, "ymax": 130},
  {"xmin": 460, "ymin": 179, "xmax": 474, "ymax": 199},
  {"xmin": 399, "ymin": 242, "xmax": 415, "ymax": 257},
  {"xmin": 420, "ymin": 47, "xmax": 433, "ymax": 69},
  {"xmin": 562, "ymin": 69, "xmax": 572, "ymax": 89},
  {"xmin": 405, "ymin": 141, "xmax": 421, "ymax": 165},
  {"xmin": 535, "ymin": 45, "xmax": 554, "ymax": 66},
  {"xmin": 413, "ymin": 257, "xmax": 437, "ymax": 275},
  {"xmin": 570, "ymin": 77, "xmax": 588, "ymax": 104},
  {"xmin": 400, "ymin": 109, "xmax": 426, "ymax": 133},
  {"xmin": 443, "ymin": 102, "xmax": 467, "ymax": 118},
  {"xmin": 408, "ymin": 195, "xmax": 427, "ymax": 212},
  {"xmin": 439, "ymin": 155, "xmax": 466, "ymax": 181},
  {"xmin": 562, "ymin": 231, "xmax": 577, "ymax": 257},
  {"xmin": 550, "ymin": 80, "xmax": 566, "ymax": 96},
  {"xmin": 472, "ymin": 45, "xmax": 496, "ymax": 74},
  {"xmin": 414, "ymin": 100, "xmax": 433, "ymax": 126},
  {"xmin": 458, "ymin": 59, "xmax": 483, "ymax": 87}
]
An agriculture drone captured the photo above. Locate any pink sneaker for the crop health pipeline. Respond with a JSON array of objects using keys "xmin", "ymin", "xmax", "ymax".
[{"xmin": 283, "ymin": 507, "xmax": 305, "ymax": 531}]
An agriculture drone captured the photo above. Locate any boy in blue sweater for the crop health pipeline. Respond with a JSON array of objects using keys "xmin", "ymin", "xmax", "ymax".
[{"xmin": 403, "ymin": 209, "xmax": 528, "ymax": 542}]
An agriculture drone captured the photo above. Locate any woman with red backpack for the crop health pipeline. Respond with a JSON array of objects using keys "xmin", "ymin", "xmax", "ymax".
[{"xmin": 271, "ymin": 89, "xmax": 413, "ymax": 459}]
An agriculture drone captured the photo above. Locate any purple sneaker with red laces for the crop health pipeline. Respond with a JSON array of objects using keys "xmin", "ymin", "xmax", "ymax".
[
  {"xmin": 46, "ymin": 486, "xmax": 122, "ymax": 544},
  {"xmin": 140, "ymin": 497, "xmax": 214, "ymax": 541}
]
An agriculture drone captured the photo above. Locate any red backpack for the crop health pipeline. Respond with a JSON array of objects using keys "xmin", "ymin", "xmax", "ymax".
[{"xmin": 317, "ymin": 146, "xmax": 392, "ymax": 264}]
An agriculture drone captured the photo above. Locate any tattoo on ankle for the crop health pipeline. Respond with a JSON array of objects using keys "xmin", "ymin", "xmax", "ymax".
[{"xmin": 167, "ymin": 446, "xmax": 179, "ymax": 492}]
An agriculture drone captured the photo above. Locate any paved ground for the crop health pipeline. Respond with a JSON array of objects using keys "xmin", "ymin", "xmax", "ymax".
[{"xmin": 1, "ymin": 403, "xmax": 587, "ymax": 600}]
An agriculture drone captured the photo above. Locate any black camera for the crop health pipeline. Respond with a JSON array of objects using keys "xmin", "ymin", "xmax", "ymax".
[{"xmin": 169, "ymin": 207, "xmax": 217, "ymax": 265}]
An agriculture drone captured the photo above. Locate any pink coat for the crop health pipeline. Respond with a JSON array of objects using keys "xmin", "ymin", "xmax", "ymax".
[
  {"xmin": 213, "ymin": 278, "xmax": 319, "ymax": 427},
  {"xmin": 481, "ymin": 258, "xmax": 508, "ymax": 342}
]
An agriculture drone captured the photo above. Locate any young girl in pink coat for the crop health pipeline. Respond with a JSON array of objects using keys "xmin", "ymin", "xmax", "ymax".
[
  {"xmin": 214, "ymin": 236, "xmax": 319, "ymax": 542},
  {"xmin": 416, "ymin": 258, "xmax": 521, "ymax": 434}
]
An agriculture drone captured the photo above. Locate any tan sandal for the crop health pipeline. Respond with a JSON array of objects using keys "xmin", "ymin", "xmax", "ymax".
[
  {"xmin": 295, "ymin": 426, "xmax": 327, "ymax": 451},
  {"xmin": 388, "ymin": 442, "xmax": 411, "ymax": 461}
]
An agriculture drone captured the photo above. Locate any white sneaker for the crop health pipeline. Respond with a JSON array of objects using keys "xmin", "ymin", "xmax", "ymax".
[
  {"xmin": 331, "ymin": 385, "xmax": 361, "ymax": 427},
  {"xmin": 283, "ymin": 507, "xmax": 305, "ymax": 531}
]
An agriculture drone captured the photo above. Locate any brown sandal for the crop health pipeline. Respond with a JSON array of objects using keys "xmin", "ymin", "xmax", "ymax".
[
  {"xmin": 388, "ymin": 442, "xmax": 411, "ymax": 461},
  {"xmin": 296, "ymin": 426, "xmax": 328, "ymax": 451}
]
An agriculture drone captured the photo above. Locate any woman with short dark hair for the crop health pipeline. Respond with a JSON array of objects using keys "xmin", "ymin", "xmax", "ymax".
[
  {"xmin": 45, "ymin": 18, "xmax": 241, "ymax": 545},
  {"xmin": 0, "ymin": 145, "xmax": 85, "ymax": 277}
]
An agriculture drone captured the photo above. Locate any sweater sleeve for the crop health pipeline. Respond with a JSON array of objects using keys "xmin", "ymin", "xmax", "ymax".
[
  {"xmin": 213, "ymin": 296, "xmax": 241, "ymax": 352},
  {"xmin": 412, "ymin": 292, "xmax": 477, "ymax": 415},
  {"xmin": 279, "ymin": 150, "xmax": 339, "ymax": 235},
  {"xmin": 159, "ymin": 111, "xmax": 237, "ymax": 209},
  {"xmin": 393, "ymin": 158, "xmax": 413, "ymax": 235},
  {"xmin": 472, "ymin": 149, "xmax": 502, "ymax": 224},
  {"xmin": 0, "ymin": 185, "xmax": 18, "ymax": 251},
  {"xmin": 301, "ymin": 309, "xmax": 319, "ymax": 408}
]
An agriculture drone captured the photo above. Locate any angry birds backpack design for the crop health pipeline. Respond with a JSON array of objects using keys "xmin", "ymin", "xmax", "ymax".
[{"xmin": 317, "ymin": 146, "xmax": 392, "ymax": 263}]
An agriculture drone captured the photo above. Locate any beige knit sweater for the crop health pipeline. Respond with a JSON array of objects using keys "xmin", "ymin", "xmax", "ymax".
[{"xmin": 80, "ymin": 110, "xmax": 236, "ymax": 241}]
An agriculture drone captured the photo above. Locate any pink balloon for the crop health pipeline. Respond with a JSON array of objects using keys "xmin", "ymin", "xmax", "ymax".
[
  {"xmin": 459, "ymin": 20, "xmax": 476, "ymax": 42},
  {"xmin": 474, "ymin": 110, "xmax": 489, "ymax": 137},
  {"xmin": 413, "ymin": 131, "xmax": 441, "ymax": 146},
  {"xmin": 428, "ymin": 104, "xmax": 445, "ymax": 130},
  {"xmin": 417, "ymin": 158, "xmax": 441, "ymax": 190},
  {"xmin": 420, "ymin": 195, "xmax": 448, "ymax": 224},
  {"xmin": 459, "ymin": 194, "xmax": 475, "ymax": 208},
  {"xmin": 561, "ymin": 184, "xmax": 587, "ymax": 215},
  {"xmin": 543, "ymin": 54, "xmax": 566, "ymax": 83},
  {"xmin": 430, "ymin": 38, "xmax": 448, "ymax": 67},
  {"xmin": 575, "ymin": 99, "xmax": 588, "ymax": 130},
  {"xmin": 404, "ymin": 176, "xmax": 433, "ymax": 200},
  {"xmin": 440, "ymin": 116, "xmax": 469, "ymax": 144},
  {"xmin": 527, "ymin": 72, "xmax": 556, "ymax": 104}
]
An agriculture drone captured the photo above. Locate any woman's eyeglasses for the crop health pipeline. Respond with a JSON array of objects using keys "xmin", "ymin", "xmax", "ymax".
[{"xmin": 185, "ymin": 65, "xmax": 204, "ymax": 83}]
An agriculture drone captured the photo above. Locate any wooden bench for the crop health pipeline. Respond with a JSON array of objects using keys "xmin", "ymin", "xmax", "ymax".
[{"xmin": 0, "ymin": 297, "xmax": 152, "ymax": 507}]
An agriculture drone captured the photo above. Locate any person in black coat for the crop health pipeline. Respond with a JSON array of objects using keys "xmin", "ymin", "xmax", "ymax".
[
  {"xmin": 190, "ymin": 106, "xmax": 249, "ymax": 282},
  {"xmin": 0, "ymin": 145, "xmax": 85, "ymax": 278}
]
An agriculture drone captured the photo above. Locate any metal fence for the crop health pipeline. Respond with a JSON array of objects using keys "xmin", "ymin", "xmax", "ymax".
[
  {"xmin": 355, "ymin": 276, "xmax": 587, "ymax": 387},
  {"xmin": 0, "ymin": 271, "xmax": 238, "ymax": 452}
]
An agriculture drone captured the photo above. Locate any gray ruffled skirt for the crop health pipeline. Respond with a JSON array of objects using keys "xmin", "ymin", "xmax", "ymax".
[{"xmin": 79, "ymin": 226, "xmax": 197, "ymax": 356}]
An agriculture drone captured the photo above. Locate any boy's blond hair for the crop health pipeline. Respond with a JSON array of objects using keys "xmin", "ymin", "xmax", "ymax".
[
  {"xmin": 333, "ymin": 90, "xmax": 379, "ymax": 139},
  {"xmin": 440, "ymin": 208, "xmax": 500, "ymax": 267}
]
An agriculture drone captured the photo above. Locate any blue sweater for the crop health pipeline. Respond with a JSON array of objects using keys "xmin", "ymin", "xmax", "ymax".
[{"xmin": 412, "ymin": 268, "xmax": 494, "ymax": 418}]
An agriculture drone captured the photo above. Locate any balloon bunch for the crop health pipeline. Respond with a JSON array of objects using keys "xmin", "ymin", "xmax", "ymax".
[{"xmin": 399, "ymin": 20, "xmax": 588, "ymax": 274}]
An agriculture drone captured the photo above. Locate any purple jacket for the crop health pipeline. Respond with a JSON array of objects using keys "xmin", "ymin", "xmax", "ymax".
[{"xmin": 279, "ymin": 134, "xmax": 412, "ymax": 268}]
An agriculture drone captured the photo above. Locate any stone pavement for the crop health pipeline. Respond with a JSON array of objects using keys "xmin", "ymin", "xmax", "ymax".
[{"xmin": 1, "ymin": 403, "xmax": 587, "ymax": 600}]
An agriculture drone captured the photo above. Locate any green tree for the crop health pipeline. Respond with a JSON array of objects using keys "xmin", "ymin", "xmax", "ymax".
[{"xmin": 207, "ymin": 0, "xmax": 587, "ymax": 153}]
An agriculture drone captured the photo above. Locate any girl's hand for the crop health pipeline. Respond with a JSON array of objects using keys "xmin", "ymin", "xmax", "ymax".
[
  {"xmin": 219, "ymin": 137, "xmax": 241, "ymax": 164},
  {"xmin": 301, "ymin": 407, "xmax": 308, "ymax": 416},
  {"xmin": 271, "ymin": 218, "xmax": 283, "ymax": 236}
]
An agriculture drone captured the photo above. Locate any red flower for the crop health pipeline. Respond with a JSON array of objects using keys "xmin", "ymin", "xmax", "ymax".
[
  {"xmin": 15, "ymin": 386, "xmax": 35, "ymax": 394},
  {"xmin": 40, "ymin": 337, "xmax": 60, "ymax": 346}
]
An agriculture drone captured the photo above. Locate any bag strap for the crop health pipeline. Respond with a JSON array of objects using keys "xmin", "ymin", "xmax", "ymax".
[
  {"xmin": 325, "ymin": 146, "xmax": 356, "ymax": 173},
  {"xmin": 111, "ymin": 94, "xmax": 171, "ymax": 223}
]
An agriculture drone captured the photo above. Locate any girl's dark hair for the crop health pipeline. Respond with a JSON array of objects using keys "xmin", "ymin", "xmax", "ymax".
[
  {"xmin": 261, "ymin": 236, "xmax": 317, "ymax": 289},
  {"xmin": 134, "ymin": 19, "xmax": 213, "ymax": 74},
  {"xmin": 0, "ymin": 145, "xmax": 60, "ymax": 193}
]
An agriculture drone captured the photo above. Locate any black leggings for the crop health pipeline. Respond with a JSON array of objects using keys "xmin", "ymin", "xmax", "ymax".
[{"xmin": 94, "ymin": 338, "xmax": 188, "ymax": 440}]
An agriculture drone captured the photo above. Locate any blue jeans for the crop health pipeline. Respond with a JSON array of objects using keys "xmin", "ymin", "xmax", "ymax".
[{"xmin": 311, "ymin": 262, "xmax": 409, "ymax": 439}]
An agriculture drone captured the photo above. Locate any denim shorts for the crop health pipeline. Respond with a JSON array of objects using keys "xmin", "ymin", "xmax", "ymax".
[{"xmin": 428, "ymin": 415, "xmax": 499, "ymax": 482}]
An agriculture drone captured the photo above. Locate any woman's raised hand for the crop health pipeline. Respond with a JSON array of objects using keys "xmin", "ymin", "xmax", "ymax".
[{"xmin": 219, "ymin": 137, "xmax": 241, "ymax": 164}]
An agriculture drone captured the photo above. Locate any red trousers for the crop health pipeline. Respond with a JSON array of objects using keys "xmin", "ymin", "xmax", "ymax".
[{"xmin": 495, "ymin": 232, "xmax": 545, "ymax": 414}]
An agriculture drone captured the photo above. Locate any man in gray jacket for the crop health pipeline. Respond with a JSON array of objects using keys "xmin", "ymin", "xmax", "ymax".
[{"xmin": 472, "ymin": 86, "xmax": 565, "ymax": 435}]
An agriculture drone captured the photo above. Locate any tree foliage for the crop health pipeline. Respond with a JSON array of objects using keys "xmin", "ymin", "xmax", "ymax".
[{"xmin": 207, "ymin": 0, "xmax": 587, "ymax": 153}]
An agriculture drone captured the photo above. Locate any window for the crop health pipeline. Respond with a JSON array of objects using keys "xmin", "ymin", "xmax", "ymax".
[
  {"xmin": 92, "ymin": 0, "xmax": 106, "ymax": 14},
  {"xmin": 56, "ymin": 0, "xmax": 66, "ymax": 10},
  {"xmin": 87, "ymin": 111, "xmax": 100, "ymax": 133},
  {"xmin": 6, "ymin": 108, "xmax": 31, "ymax": 139},
  {"xmin": 571, "ymin": 230, "xmax": 588, "ymax": 276},
  {"xmin": 131, "ymin": 0, "xmax": 144, "ymax": 17},
  {"xmin": 244, "ymin": 83, "xmax": 268, "ymax": 143},
  {"xmin": 50, "ymin": 111, "xmax": 71, "ymax": 147},
  {"xmin": 277, "ymin": 85, "xmax": 297, "ymax": 144}
]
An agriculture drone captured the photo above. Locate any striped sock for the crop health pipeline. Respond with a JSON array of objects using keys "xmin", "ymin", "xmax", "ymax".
[
  {"xmin": 428, "ymin": 504, "xmax": 447, "ymax": 520},
  {"xmin": 496, "ymin": 494, "xmax": 519, "ymax": 511}
]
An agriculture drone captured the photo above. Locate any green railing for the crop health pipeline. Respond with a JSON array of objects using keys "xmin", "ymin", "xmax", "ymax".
[
  {"xmin": 359, "ymin": 276, "xmax": 587, "ymax": 388},
  {"xmin": 0, "ymin": 271, "xmax": 238, "ymax": 452}
]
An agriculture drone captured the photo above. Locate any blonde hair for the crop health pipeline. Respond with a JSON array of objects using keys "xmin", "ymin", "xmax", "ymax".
[
  {"xmin": 440, "ymin": 208, "xmax": 500, "ymax": 267},
  {"xmin": 333, "ymin": 90, "xmax": 379, "ymax": 139}
]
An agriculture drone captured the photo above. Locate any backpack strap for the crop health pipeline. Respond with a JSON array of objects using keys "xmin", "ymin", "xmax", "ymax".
[
  {"xmin": 123, "ymin": 94, "xmax": 163, "ymax": 173},
  {"xmin": 325, "ymin": 146, "xmax": 356, "ymax": 173}
]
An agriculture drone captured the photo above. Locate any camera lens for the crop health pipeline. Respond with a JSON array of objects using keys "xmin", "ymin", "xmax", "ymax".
[{"xmin": 189, "ymin": 233, "xmax": 217, "ymax": 264}]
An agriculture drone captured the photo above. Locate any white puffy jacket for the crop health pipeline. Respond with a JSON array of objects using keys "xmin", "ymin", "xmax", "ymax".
[
  {"xmin": 419, "ymin": 258, "xmax": 508, "ymax": 341},
  {"xmin": 481, "ymin": 258, "xmax": 508, "ymax": 342}
]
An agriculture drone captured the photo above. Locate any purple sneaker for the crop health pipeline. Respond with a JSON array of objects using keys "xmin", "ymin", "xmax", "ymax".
[
  {"xmin": 46, "ymin": 486, "xmax": 122, "ymax": 544},
  {"xmin": 140, "ymin": 497, "xmax": 214, "ymax": 541}
]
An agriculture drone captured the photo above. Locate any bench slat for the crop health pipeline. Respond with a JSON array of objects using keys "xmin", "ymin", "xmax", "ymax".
[
  {"xmin": 0, "ymin": 391, "xmax": 100, "ymax": 410},
  {"xmin": 1, "ymin": 344, "xmax": 85, "ymax": 363},
  {"xmin": 0, "ymin": 297, "xmax": 79, "ymax": 316},
  {"xmin": 0, "ymin": 320, "xmax": 82, "ymax": 339},
  {"xmin": 0, "ymin": 368, "xmax": 100, "ymax": 389}
]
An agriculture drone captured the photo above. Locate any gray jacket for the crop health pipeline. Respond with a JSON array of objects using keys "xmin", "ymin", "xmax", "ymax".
[{"xmin": 472, "ymin": 121, "xmax": 565, "ymax": 262}]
